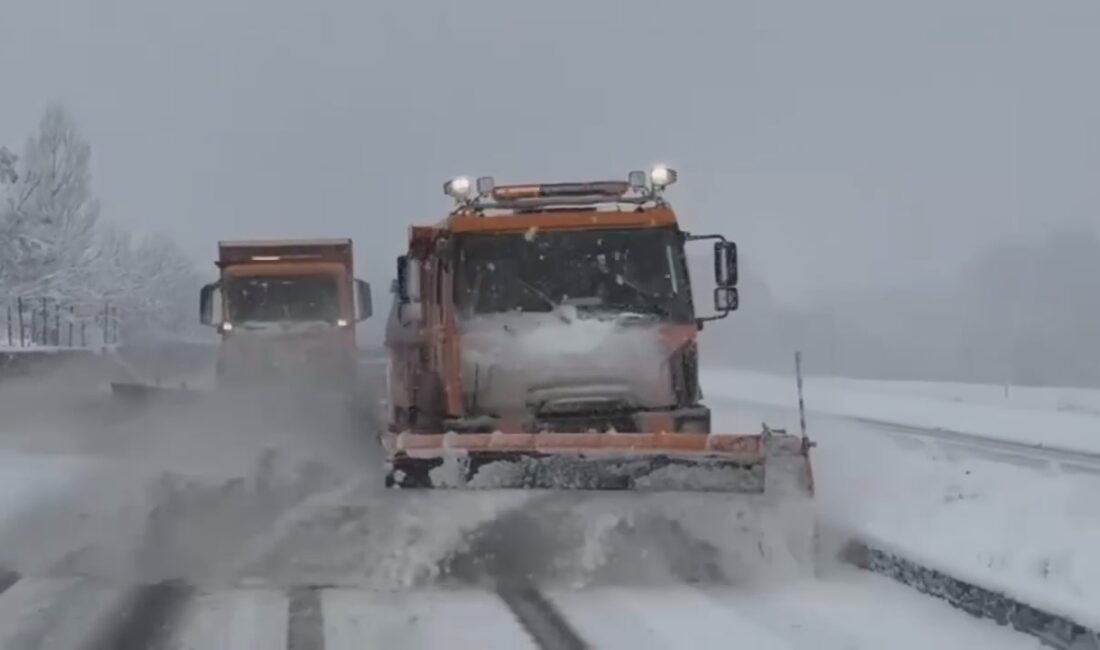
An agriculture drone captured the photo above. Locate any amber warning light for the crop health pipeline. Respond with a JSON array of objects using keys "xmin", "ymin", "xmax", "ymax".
[
  {"xmin": 493, "ymin": 181, "xmax": 629, "ymax": 201},
  {"xmin": 442, "ymin": 166, "xmax": 677, "ymax": 207}
]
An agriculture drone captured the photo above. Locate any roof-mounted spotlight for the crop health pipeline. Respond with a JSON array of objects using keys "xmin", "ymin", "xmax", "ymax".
[
  {"xmin": 443, "ymin": 176, "xmax": 472, "ymax": 201},
  {"xmin": 649, "ymin": 165, "xmax": 678, "ymax": 189},
  {"xmin": 476, "ymin": 176, "xmax": 495, "ymax": 196}
]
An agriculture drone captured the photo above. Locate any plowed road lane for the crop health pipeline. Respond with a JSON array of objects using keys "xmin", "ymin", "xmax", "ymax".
[{"xmin": 0, "ymin": 571, "xmax": 1042, "ymax": 650}]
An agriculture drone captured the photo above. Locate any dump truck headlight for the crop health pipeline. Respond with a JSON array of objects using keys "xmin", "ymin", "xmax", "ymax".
[
  {"xmin": 649, "ymin": 165, "xmax": 677, "ymax": 188},
  {"xmin": 443, "ymin": 176, "xmax": 472, "ymax": 200},
  {"xmin": 336, "ymin": 318, "xmax": 349, "ymax": 328},
  {"xmin": 221, "ymin": 322, "xmax": 234, "ymax": 333}
]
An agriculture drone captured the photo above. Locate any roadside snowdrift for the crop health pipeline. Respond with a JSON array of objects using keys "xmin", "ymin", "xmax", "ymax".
[{"xmin": 704, "ymin": 368, "xmax": 1100, "ymax": 630}]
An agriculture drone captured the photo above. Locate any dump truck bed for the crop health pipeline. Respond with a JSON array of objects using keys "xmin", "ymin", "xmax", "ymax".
[{"xmin": 218, "ymin": 239, "xmax": 353, "ymax": 267}]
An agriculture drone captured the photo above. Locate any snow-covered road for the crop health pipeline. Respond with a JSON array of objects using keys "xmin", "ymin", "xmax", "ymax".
[
  {"xmin": 0, "ymin": 571, "xmax": 1043, "ymax": 649},
  {"xmin": 0, "ymin": 365, "xmax": 1079, "ymax": 648}
]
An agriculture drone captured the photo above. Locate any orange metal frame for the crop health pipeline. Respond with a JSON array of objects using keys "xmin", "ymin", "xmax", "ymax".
[{"xmin": 383, "ymin": 431, "xmax": 765, "ymax": 461}]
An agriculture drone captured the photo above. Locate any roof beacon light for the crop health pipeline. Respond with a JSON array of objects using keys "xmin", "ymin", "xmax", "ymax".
[
  {"xmin": 649, "ymin": 165, "xmax": 677, "ymax": 189},
  {"xmin": 443, "ymin": 176, "xmax": 472, "ymax": 201},
  {"xmin": 493, "ymin": 181, "xmax": 629, "ymax": 201}
]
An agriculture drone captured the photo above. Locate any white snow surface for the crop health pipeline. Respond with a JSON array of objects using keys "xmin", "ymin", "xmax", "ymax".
[
  {"xmin": 458, "ymin": 310, "xmax": 674, "ymax": 414},
  {"xmin": 0, "ymin": 449, "xmax": 98, "ymax": 526},
  {"xmin": 322, "ymin": 589, "xmax": 535, "ymax": 650},
  {"xmin": 0, "ymin": 576, "xmax": 1040, "ymax": 649},
  {"xmin": 704, "ymin": 367, "xmax": 1100, "ymax": 629},
  {"xmin": 705, "ymin": 367, "xmax": 1100, "ymax": 455},
  {"xmin": 548, "ymin": 571, "xmax": 1041, "ymax": 650}
]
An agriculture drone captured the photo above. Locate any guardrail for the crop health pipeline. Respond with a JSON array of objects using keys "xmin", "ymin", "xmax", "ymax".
[{"xmin": 849, "ymin": 416, "xmax": 1100, "ymax": 475}]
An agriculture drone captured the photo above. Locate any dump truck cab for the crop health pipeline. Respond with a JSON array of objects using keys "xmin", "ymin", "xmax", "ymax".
[
  {"xmin": 199, "ymin": 239, "xmax": 372, "ymax": 388},
  {"xmin": 385, "ymin": 168, "xmax": 739, "ymax": 437}
]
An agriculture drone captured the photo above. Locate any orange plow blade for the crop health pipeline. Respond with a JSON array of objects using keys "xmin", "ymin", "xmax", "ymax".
[{"xmin": 382, "ymin": 431, "xmax": 785, "ymax": 492}]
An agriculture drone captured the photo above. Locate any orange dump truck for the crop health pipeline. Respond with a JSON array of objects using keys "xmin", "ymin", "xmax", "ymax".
[
  {"xmin": 382, "ymin": 168, "xmax": 814, "ymax": 494},
  {"xmin": 200, "ymin": 239, "xmax": 372, "ymax": 388}
]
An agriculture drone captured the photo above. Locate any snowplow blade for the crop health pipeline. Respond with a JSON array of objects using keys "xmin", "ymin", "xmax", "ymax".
[
  {"xmin": 383, "ymin": 429, "xmax": 813, "ymax": 493},
  {"xmin": 110, "ymin": 381, "xmax": 202, "ymax": 405}
]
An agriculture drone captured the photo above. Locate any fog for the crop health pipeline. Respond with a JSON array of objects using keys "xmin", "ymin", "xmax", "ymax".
[{"xmin": 3, "ymin": 0, "xmax": 1098, "ymax": 383}]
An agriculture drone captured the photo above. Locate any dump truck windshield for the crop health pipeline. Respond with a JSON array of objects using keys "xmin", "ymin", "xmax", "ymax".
[
  {"xmin": 225, "ymin": 275, "xmax": 340, "ymax": 323},
  {"xmin": 455, "ymin": 228, "xmax": 693, "ymax": 322}
]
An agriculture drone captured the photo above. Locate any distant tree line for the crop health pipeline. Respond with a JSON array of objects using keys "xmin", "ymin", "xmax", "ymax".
[
  {"xmin": 711, "ymin": 225, "xmax": 1100, "ymax": 388},
  {"xmin": 1, "ymin": 105, "xmax": 201, "ymax": 343}
]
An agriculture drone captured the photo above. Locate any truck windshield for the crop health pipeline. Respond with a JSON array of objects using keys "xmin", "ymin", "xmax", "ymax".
[
  {"xmin": 454, "ymin": 228, "xmax": 693, "ymax": 322},
  {"xmin": 225, "ymin": 275, "xmax": 340, "ymax": 323}
]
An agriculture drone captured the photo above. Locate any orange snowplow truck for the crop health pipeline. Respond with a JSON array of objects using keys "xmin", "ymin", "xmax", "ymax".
[
  {"xmin": 383, "ymin": 168, "xmax": 814, "ymax": 493},
  {"xmin": 199, "ymin": 239, "xmax": 372, "ymax": 388}
]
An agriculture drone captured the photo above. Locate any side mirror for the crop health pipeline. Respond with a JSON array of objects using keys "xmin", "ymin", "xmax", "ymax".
[
  {"xmin": 199, "ymin": 283, "xmax": 218, "ymax": 327},
  {"xmin": 714, "ymin": 241, "xmax": 738, "ymax": 287},
  {"xmin": 714, "ymin": 286, "xmax": 739, "ymax": 313},
  {"xmin": 395, "ymin": 255, "xmax": 409, "ymax": 303},
  {"xmin": 355, "ymin": 279, "xmax": 373, "ymax": 321}
]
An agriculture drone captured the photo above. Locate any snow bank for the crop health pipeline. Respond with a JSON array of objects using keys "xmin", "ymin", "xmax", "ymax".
[
  {"xmin": 847, "ymin": 436, "xmax": 1100, "ymax": 629},
  {"xmin": 709, "ymin": 394, "xmax": 1100, "ymax": 631},
  {"xmin": 703, "ymin": 368, "xmax": 1100, "ymax": 455}
]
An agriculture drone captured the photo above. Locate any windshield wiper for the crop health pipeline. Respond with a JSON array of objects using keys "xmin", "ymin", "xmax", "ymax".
[
  {"xmin": 615, "ymin": 275, "xmax": 670, "ymax": 318},
  {"xmin": 517, "ymin": 276, "xmax": 572, "ymax": 323}
]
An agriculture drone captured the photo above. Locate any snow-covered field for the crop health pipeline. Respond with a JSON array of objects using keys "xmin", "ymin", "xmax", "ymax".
[
  {"xmin": 706, "ymin": 368, "xmax": 1100, "ymax": 455},
  {"xmin": 704, "ymin": 367, "xmax": 1100, "ymax": 632}
]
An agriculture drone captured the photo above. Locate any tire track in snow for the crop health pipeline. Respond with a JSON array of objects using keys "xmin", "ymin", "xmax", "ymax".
[
  {"xmin": 498, "ymin": 582, "xmax": 588, "ymax": 650},
  {"xmin": 83, "ymin": 580, "xmax": 192, "ymax": 650},
  {"xmin": 287, "ymin": 586, "xmax": 325, "ymax": 650}
]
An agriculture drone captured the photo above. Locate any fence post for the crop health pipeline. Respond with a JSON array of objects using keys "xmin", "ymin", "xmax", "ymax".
[
  {"xmin": 40, "ymin": 297, "xmax": 47, "ymax": 346},
  {"xmin": 5, "ymin": 303, "xmax": 11, "ymax": 347},
  {"xmin": 30, "ymin": 307, "xmax": 38, "ymax": 346},
  {"xmin": 17, "ymin": 297, "xmax": 25, "ymax": 348},
  {"xmin": 68, "ymin": 305, "xmax": 75, "ymax": 347},
  {"xmin": 795, "ymin": 350, "xmax": 807, "ymax": 442},
  {"xmin": 102, "ymin": 301, "xmax": 109, "ymax": 347},
  {"xmin": 80, "ymin": 320, "xmax": 87, "ymax": 347},
  {"xmin": 53, "ymin": 302, "xmax": 60, "ymax": 346}
]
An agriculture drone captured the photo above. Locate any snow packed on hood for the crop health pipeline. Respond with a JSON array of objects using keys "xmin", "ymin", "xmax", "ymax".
[{"xmin": 458, "ymin": 309, "xmax": 675, "ymax": 415}]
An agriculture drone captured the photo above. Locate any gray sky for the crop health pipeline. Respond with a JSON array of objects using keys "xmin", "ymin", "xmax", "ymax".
[{"xmin": 2, "ymin": 0, "xmax": 1098, "ymax": 306}]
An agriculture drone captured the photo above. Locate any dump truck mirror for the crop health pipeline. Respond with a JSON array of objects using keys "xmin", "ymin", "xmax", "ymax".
[
  {"xmin": 395, "ymin": 255, "xmax": 409, "ymax": 302},
  {"xmin": 355, "ymin": 279, "xmax": 373, "ymax": 321},
  {"xmin": 714, "ymin": 286, "xmax": 739, "ymax": 313},
  {"xmin": 199, "ymin": 283, "xmax": 218, "ymax": 326},
  {"xmin": 714, "ymin": 241, "xmax": 738, "ymax": 287}
]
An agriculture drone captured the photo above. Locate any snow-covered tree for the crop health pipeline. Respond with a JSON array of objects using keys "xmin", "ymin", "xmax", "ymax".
[
  {"xmin": 1, "ymin": 105, "xmax": 203, "ymax": 343},
  {"xmin": 0, "ymin": 106, "xmax": 101, "ymax": 301},
  {"xmin": 0, "ymin": 147, "xmax": 16, "ymax": 185}
]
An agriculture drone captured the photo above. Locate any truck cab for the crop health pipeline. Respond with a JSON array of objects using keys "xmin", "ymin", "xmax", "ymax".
[
  {"xmin": 385, "ymin": 168, "xmax": 738, "ymax": 435},
  {"xmin": 199, "ymin": 239, "xmax": 372, "ymax": 387}
]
